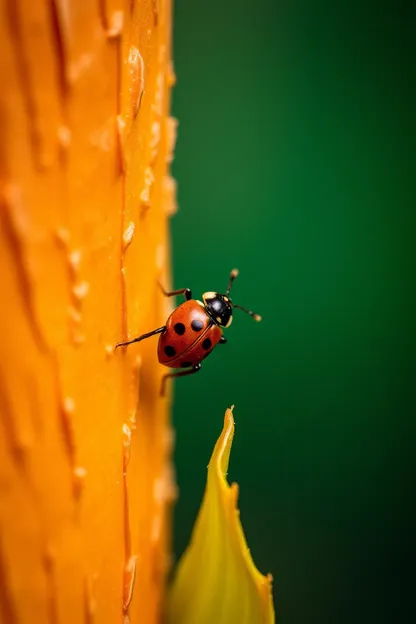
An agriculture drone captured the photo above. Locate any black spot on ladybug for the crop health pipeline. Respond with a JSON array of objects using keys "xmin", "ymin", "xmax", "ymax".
[
  {"xmin": 191, "ymin": 319, "xmax": 204, "ymax": 332},
  {"xmin": 180, "ymin": 361, "xmax": 193, "ymax": 368},
  {"xmin": 202, "ymin": 338, "xmax": 212, "ymax": 350},
  {"xmin": 164, "ymin": 345, "xmax": 176, "ymax": 357},
  {"xmin": 174, "ymin": 322, "xmax": 185, "ymax": 335}
]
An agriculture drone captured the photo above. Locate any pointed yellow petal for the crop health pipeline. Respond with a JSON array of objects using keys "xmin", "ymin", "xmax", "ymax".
[{"xmin": 166, "ymin": 407, "xmax": 275, "ymax": 624}]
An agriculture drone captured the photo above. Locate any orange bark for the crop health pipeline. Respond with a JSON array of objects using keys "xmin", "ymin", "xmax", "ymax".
[{"xmin": 0, "ymin": 1, "xmax": 176, "ymax": 623}]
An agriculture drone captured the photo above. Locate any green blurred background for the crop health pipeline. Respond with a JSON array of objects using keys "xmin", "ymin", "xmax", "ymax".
[{"xmin": 170, "ymin": 1, "xmax": 414, "ymax": 622}]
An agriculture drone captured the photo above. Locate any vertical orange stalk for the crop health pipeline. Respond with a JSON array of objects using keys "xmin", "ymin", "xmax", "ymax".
[{"xmin": 0, "ymin": 1, "xmax": 176, "ymax": 623}]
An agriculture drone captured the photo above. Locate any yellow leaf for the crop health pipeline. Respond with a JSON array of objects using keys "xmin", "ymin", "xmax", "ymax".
[{"xmin": 166, "ymin": 407, "xmax": 275, "ymax": 624}]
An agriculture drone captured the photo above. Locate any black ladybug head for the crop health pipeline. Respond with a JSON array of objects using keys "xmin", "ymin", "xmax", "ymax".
[
  {"xmin": 202, "ymin": 269, "xmax": 262, "ymax": 329},
  {"xmin": 202, "ymin": 292, "xmax": 233, "ymax": 327}
]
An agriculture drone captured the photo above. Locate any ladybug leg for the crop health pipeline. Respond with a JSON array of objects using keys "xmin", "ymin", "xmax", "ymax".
[
  {"xmin": 115, "ymin": 326, "xmax": 166, "ymax": 349},
  {"xmin": 158, "ymin": 283, "xmax": 192, "ymax": 301},
  {"xmin": 219, "ymin": 336, "xmax": 227, "ymax": 344},
  {"xmin": 161, "ymin": 363, "xmax": 202, "ymax": 396}
]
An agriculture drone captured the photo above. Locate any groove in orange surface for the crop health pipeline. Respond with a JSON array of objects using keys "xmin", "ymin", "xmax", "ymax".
[{"xmin": 0, "ymin": 1, "xmax": 175, "ymax": 623}]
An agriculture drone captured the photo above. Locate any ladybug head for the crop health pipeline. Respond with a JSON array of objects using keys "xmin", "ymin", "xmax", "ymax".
[
  {"xmin": 202, "ymin": 269, "xmax": 262, "ymax": 328},
  {"xmin": 202, "ymin": 292, "xmax": 234, "ymax": 327}
]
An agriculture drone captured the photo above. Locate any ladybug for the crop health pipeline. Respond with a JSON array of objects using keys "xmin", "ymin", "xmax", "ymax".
[{"xmin": 115, "ymin": 269, "xmax": 261, "ymax": 395}]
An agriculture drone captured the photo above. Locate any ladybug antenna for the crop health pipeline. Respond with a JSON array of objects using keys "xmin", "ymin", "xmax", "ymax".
[
  {"xmin": 233, "ymin": 304, "xmax": 262, "ymax": 322},
  {"xmin": 226, "ymin": 268, "xmax": 239, "ymax": 295}
]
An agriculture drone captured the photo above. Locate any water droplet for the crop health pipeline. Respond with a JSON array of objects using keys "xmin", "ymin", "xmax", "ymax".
[
  {"xmin": 73, "ymin": 280, "xmax": 89, "ymax": 301},
  {"xmin": 105, "ymin": 345, "xmax": 114, "ymax": 358},
  {"xmin": 69, "ymin": 53, "xmax": 94, "ymax": 85},
  {"xmin": 127, "ymin": 46, "xmax": 145, "ymax": 118},
  {"xmin": 116, "ymin": 115, "xmax": 126, "ymax": 134},
  {"xmin": 166, "ymin": 117, "xmax": 178, "ymax": 163},
  {"xmin": 122, "ymin": 424, "xmax": 131, "ymax": 471},
  {"xmin": 162, "ymin": 175, "xmax": 177, "ymax": 216},
  {"xmin": 63, "ymin": 397, "xmax": 76, "ymax": 415},
  {"xmin": 68, "ymin": 249, "xmax": 81, "ymax": 274},
  {"xmin": 84, "ymin": 575, "xmax": 97, "ymax": 623},
  {"xmin": 74, "ymin": 466, "xmax": 87, "ymax": 478},
  {"xmin": 123, "ymin": 222, "xmax": 135, "ymax": 251},
  {"xmin": 153, "ymin": 465, "xmax": 178, "ymax": 506},
  {"xmin": 123, "ymin": 555, "xmax": 138, "ymax": 611},
  {"xmin": 60, "ymin": 395, "xmax": 76, "ymax": 463},
  {"xmin": 73, "ymin": 466, "xmax": 87, "ymax": 499},
  {"xmin": 57, "ymin": 126, "xmax": 71, "ymax": 149},
  {"xmin": 68, "ymin": 305, "xmax": 82, "ymax": 325},
  {"xmin": 164, "ymin": 464, "xmax": 178, "ymax": 503},
  {"xmin": 167, "ymin": 60, "xmax": 176, "ymax": 87},
  {"xmin": 107, "ymin": 10, "xmax": 124, "ymax": 38},
  {"xmin": 140, "ymin": 166, "xmax": 154, "ymax": 210}
]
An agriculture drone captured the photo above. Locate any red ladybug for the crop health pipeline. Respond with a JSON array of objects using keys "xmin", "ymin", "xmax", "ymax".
[{"xmin": 116, "ymin": 269, "xmax": 261, "ymax": 395}]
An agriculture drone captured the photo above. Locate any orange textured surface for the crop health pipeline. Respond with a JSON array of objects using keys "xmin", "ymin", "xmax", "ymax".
[{"xmin": 0, "ymin": 1, "xmax": 176, "ymax": 623}]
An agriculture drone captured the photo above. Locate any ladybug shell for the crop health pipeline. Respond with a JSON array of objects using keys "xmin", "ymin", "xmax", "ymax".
[{"xmin": 158, "ymin": 299, "xmax": 223, "ymax": 369}]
